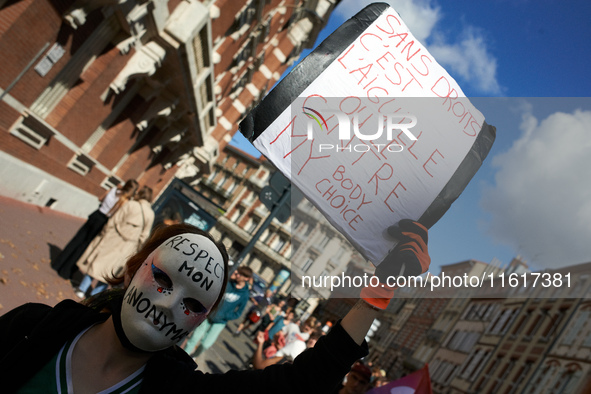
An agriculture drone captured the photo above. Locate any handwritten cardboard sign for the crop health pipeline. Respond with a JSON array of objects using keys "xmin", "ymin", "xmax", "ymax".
[{"xmin": 240, "ymin": 3, "xmax": 496, "ymax": 265}]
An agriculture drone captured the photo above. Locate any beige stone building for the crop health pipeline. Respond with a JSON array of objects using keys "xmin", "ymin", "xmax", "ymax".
[{"xmin": 190, "ymin": 143, "xmax": 293, "ymax": 292}]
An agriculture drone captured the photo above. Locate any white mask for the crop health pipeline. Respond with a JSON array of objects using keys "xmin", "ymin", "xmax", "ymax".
[{"xmin": 120, "ymin": 233, "xmax": 225, "ymax": 352}]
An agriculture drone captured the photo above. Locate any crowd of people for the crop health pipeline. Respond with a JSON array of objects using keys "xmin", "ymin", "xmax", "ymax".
[{"xmin": 184, "ymin": 268, "xmax": 394, "ymax": 393}]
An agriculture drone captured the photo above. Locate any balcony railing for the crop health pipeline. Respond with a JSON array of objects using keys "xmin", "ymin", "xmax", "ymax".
[{"xmin": 201, "ymin": 178, "xmax": 233, "ymax": 199}]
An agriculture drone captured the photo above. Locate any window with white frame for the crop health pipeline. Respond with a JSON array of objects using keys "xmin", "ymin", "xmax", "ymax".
[
  {"xmin": 218, "ymin": 173, "xmax": 227, "ymax": 188},
  {"xmin": 302, "ymin": 256, "xmax": 314, "ymax": 272},
  {"xmin": 245, "ymin": 217, "xmax": 259, "ymax": 234},
  {"xmin": 67, "ymin": 153, "xmax": 95, "ymax": 176},
  {"xmin": 207, "ymin": 169, "xmax": 218, "ymax": 182},
  {"xmin": 475, "ymin": 355, "xmax": 502, "ymax": 392},
  {"xmin": 226, "ymin": 180, "xmax": 237, "ymax": 194},
  {"xmin": 489, "ymin": 358, "xmax": 516, "ymax": 393},
  {"xmin": 562, "ymin": 309, "xmax": 590, "ymax": 345},
  {"xmin": 101, "ymin": 176, "xmax": 120, "ymax": 190},
  {"xmin": 230, "ymin": 207, "xmax": 243, "ymax": 223},
  {"xmin": 282, "ymin": 243, "xmax": 291, "ymax": 259},
  {"xmin": 541, "ymin": 309, "xmax": 565, "ymax": 340},
  {"xmin": 556, "ymin": 368, "xmax": 583, "ymax": 393},
  {"xmin": 524, "ymin": 311, "xmax": 545, "ymax": 339},
  {"xmin": 316, "ymin": 233, "xmax": 330, "ymax": 249},
  {"xmin": 10, "ymin": 112, "xmax": 56, "ymax": 149},
  {"xmin": 506, "ymin": 360, "xmax": 533, "ymax": 394},
  {"xmin": 272, "ymin": 237, "xmax": 285, "ymax": 252}
]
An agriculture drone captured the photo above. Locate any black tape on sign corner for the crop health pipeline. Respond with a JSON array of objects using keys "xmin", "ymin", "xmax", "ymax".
[{"xmin": 238, "ymin": 2, "xmax": 391, "ymax": 143}]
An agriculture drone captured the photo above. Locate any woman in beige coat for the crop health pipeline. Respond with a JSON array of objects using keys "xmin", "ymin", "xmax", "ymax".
[{"xmin": 75, "ymin": 186, "xmax": 155, "ymax": 297}]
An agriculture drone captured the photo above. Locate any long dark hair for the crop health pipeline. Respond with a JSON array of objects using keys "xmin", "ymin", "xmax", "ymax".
[
  {"xmin": 85, "ymin": 223, "xmax": 230, "ymax": 314},
  {"xmin": 109, "ymin": 179, "xmax": 139, "ymax": 216}
]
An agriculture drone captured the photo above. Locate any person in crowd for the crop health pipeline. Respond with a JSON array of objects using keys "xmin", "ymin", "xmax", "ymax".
[
  {"xmin": 234, "ymin": 288, "xmax": 274, "ymax": 336},
  {"xmin": 263, "ymin": 330, "xmax": 286, "ymax": 359},
  {"xmin": 252, "ymin": 328, "xmax": 321, "ymax": 370},
  {"xmin": 183, "ymin": 265, "xmax": 253, "ymax": 357},
  {"xmin": 74, "ymin": 186, "xmax": 155, "ymax": 297},
  {"xmin": 372, "ymin": 375, "xmax": 390, "ymax": 388},
  {"xmin": 0, "ymin": 219, "xmax": 429, "ymax": 393},
  {"xmin": 51, "ymin": 179, "xmax": 138, "ymax": 280},
  {"xmin": 370, "ymin": 365, "xmax": 386, "ymax": 386},
  {"xmin": 282, "ymin": 315, "xmax": 317, "ymax": 347},
  {"xmin": 251, "ymin": 298, "xmax": 286, "ymax": 337},
  {"xmin": 332, "ymin": 362, "xmax": 373, "ymax": 394},
  {"xmin": 265, "ymin": 308, "xmax": 295, "ymax": 344}
]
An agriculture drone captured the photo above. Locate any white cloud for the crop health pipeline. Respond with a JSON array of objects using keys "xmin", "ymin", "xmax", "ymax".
[
  {"xmin": 334, "ymin": 0, "xmax": 440, "ymax": 42},
  {"xmin": 333, "ymin": 0, "xmax": 502, "ymax": 95},
  {"xmin": 481, "ymin": 107, "xmax": 591, "ymax": 269},
  {"xmin": 428, "ymin": 29, "xmax": 502, "ymax": 95}
]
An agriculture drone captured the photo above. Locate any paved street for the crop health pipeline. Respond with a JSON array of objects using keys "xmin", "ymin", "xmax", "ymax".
[{"xmin": 0, "ymin": 195, "xmax": 258, "ymax": 374}]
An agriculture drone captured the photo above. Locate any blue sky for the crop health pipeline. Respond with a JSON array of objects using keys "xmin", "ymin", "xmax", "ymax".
[{"xmin": 231, "ymin": 0, "xmax": 591, "ymax": 273}]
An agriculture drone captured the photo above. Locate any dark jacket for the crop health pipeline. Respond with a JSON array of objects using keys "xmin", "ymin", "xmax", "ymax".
[{"xmin": 0, "ymin": 300, "xmax": 368, "ymax": 393}]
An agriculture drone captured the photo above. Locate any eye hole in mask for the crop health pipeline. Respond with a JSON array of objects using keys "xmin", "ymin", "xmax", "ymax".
[
  {"xmin": 151, "ymin": 263, "xmax": 172, "ymax": 293},
  {"xmin": 183, "ymin": 298, "xmax": 207, "ymax": 315},
  {"xmin": 151, "ymin": 262, "xmax": 208, "ymax": 316}
]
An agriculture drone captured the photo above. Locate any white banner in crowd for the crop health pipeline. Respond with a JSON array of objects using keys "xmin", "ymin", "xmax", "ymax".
[{"xmin": 240, "ymin": 3, "xmax": 495, "ymax": 265}]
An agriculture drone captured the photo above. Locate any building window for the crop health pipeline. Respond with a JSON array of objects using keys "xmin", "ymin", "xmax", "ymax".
[
  {"xmin": 217, "ymin": 174, "xmax": 227, "ymax": 188},
  {"xmin": 302, "ymin": 257, "xmax": 314, "ymax": 272},
  {"xmin": 475, "ymin": 355, "xmax": 503, "ymax": 391},
  {"xmin": 296, "ymin": 222, "xmax": 308, "ymax": 236},
  {"xmin": 226, "ymin": 181, "xmax": 237, "ymax": 195},
  {"xmin": 246, "ymin": 218, "xmax": 260, "ymax": 234},
  {"xmin": 272, "ymin": 237, "xmax": 286, "ymax": 253},
  {"xmin": 67, "ymin": 153, "xmax": 95, "ymax": 176},
  {"xmin": 10, "ymin": 112, "xmax": 55, "ymax": 149},
  {"xmin": 207, "ymin": 169, "xmax": 218, "ymax": 182},
  {"xmin": 489, "ymin": 358, "xmax": 515, "ymax": 393},
  {"xmin": 316, "ymin": 233, "xmax": 330, "ymax": 249},
  {"xmin": 230, "ymin": 207, "xmax": 243, "ymax": 223},
  {"xmin": 447, "ymin": 331, "xmax": 479, "ymax": 353},
  {"xmin": 246, "ymin": 190, "xmax": 256, "ymax": 203},
  {"xmin": 101, "ymin": 176, "xmax": 120, "ymax": 190},
  {"xmin": 192, "ymin": 25, "xmax": 211, "ymax": 74},
  {"xmin": 261, "ymin": 229, "xmax": 272, "ymax": 243},
  {"xmin": 505, "ymin": 361, "xmax": 533, "ymax": 394},
  {"xmin": 282, "ymin": 243, "xmax": 292, "ymax": 259},
  {"xmin": 258, "ymin": 169, "xmax": 269, "ymax": 181},
  {"xmin": 524, "ymin": 312, "xmax": 544, "ymax": 339},
  {"xmin": 556, "ymin": 368, "xmax": 583, "ymax": 393},
  {"xmin": 562, "ymin": 309, "xmax": 590, "ymax": 345},
  {"xmin": 231, "ymin": 2, "xmax": 257, "ymax": 33},
  {"xmin": 541, "ymin": 309, "xmax": 565, "ymax": 340},
  {"xmin": 511, "ymin": 310, "xmax": 531, "ymax": 336},
  {"xmin": 583, "ymin": 329, "xmax": 591, "ymax": 348},
  {"xmin": 525, "ymin": 362, "xmax": 559, "ymax": 393},
  {"xmin": 489, "ymin": 308, "xmax": 518, "ymax": 335}
]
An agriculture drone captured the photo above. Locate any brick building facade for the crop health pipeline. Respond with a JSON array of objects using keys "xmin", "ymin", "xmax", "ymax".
[{"xmin": 0, "ymin": 0, "xmax": 338, "ymax": 217}]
